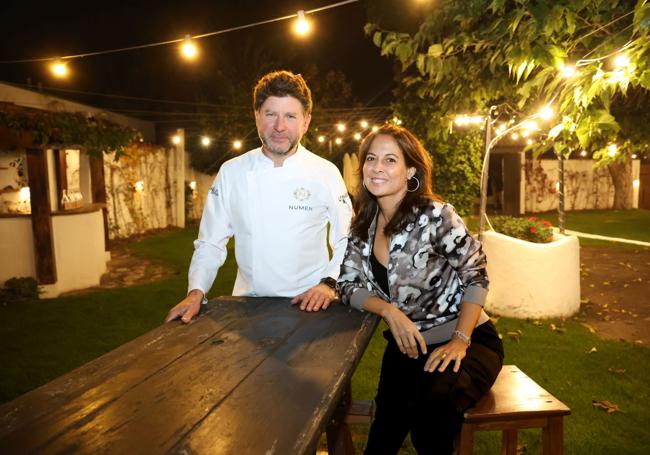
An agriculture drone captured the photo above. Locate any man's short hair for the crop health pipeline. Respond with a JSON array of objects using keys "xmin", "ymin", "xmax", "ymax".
[{"xmin": 253, "ymin": 71, "xmax": 313, "ymax": 116}]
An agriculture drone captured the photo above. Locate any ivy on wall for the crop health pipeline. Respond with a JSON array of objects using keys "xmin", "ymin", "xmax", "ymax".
[{"xmin": 0, "ymin": 103, "xmax": 141, "ymax": 157}]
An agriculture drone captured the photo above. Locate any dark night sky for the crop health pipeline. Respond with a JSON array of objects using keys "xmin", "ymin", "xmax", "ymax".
[{"xmin": 0, "ymin": 1, "xmax": 398, "ymax": 116}]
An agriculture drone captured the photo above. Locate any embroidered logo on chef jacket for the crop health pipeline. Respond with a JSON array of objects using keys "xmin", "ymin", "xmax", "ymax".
[
  {"xmin": 209, "ymin": 186, "xmax": 219, "ymax": 197},
  {"xmin": 289, "ymin": 187, "xmax": 313, "ymax": 211},
  {"xmin": 338, "ymin": 193, "xmax": 350, "ymax": 206}
]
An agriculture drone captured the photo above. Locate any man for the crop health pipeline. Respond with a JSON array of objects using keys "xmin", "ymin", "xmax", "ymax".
[{"xmin": 166, "ymin": 70, "xmax": 352, "ymax": 324}]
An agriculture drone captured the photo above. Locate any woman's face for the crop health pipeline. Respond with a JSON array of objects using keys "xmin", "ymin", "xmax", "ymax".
[{"xmin": 362, "ymin": 134, "xmax": 416, "ymax": 202}]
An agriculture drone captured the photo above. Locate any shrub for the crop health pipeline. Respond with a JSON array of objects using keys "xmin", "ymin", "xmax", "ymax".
[
  {"xmin": 490, "ymin": 216, "xmax": 553, "ymax": 243},
  {"xmin": 0, "ymin": 277, "xmax": 40, "ymax": 304}
]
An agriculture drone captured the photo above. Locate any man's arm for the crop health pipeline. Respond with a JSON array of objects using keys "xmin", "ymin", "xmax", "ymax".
[{"xmin": 166, "ymin": 172, "xmax": 233, "ymax": 323}]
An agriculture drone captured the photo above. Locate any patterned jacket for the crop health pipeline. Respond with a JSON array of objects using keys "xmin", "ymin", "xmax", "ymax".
[{"xmin": 337, "ymin": 201, "xmax": 489, "ymax": 334}]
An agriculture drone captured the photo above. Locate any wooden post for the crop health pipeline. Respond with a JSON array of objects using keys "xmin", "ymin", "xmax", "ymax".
[
  {"xmin": 89, "ymin": 154, "xmax": 110, "ymax": 250},
  {"xmin": 26, "ymin": 148, "xmax": 57, "ymax": 284},
  {"xmin": 53, "ymin": 149, "xmax": 67, "ymax": 211}
]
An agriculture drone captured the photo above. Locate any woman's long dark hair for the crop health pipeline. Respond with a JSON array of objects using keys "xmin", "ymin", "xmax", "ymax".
[{"xmin": 351, "ymin": 124, "xmax": 442, "ymax": 241}]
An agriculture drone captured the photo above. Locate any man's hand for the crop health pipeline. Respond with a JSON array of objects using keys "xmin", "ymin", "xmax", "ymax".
[
  {"xmin": 165, "ymin": 289, "xmax": 204, "ymax": 324},
  {"xmin": 291, "ymin": 283, "xmax": 336, "ymax": 312}
]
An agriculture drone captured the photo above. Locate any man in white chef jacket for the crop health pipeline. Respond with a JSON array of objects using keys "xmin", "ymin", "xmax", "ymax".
[{"xmin": 166, "ymin": 71, "xmax": 353, "ymax": 324}]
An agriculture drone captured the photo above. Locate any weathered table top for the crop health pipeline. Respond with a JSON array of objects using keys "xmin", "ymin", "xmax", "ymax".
[{"xmin": 0, "ymin": 297, "xmax": 378, "ymax": 454}]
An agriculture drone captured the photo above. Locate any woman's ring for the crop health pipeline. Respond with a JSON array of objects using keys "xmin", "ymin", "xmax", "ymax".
[{"xmin": 440, "ymin": 352, "xmax": 447, "ymax": 359}]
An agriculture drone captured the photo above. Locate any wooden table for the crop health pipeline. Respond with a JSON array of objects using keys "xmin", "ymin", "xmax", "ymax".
[{"xmin": 0, "ymin": 297, "xmax": 378, "ymax": 454}]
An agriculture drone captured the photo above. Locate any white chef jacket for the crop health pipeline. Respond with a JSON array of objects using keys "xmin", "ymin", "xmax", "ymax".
[{"xmin": 188, "ymin": 145, "xmax": 353, "ymax": 298}]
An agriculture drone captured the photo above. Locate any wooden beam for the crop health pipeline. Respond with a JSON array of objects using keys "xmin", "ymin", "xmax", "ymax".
[
  {"xmin": 89, "ymin": 154, "xmax": 110, "ymax": 250},
  {"xmin": 26, "ymin": 148, "xmax": 57, "ymax": 284},
  {"xmin": 53, "ymin": 149, "xmax": 67, "ymax": 211}
]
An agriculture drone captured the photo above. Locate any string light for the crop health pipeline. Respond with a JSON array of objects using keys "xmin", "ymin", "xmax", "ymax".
[
  {"xmin": 526, "ymin": 138, "xmax": 533, "ymax": 145},
  {"xmin": 360, "ymin": 120, "xmax": 369, "ymax": 129},
  {"xmin": 294, "ymin": 10, "xmax": 311, "ymax": 36},
  {"xmin": 171, "ymin": 135, "xmax": 181, "ymax": 145},
  {"xmin": 180, "ymin": 35, "xmax": 198, "ymax": 60},
  {"xmin": 607, "ymin": 143, "xmax": 618, "ymax": 157},
  {"xmin": 353, "ymin": 132, "xmax": 362, "ymax": 141},
  {"xmin": 613, "ymin": 54, "xmax": 630, "ymax": 69},
  {"xmin": 538, "ymin": 106, "xmax": 554, "ymax": 121},
  {"xmin": 318, "ymin": 135, "xmax": 326, "ymax": 143},
  {"xmin": 335, "ymin": 137, "xmax": 343, "ymax": 145},
  {"xmin": 560, "ymin": 63, "xmax": 576, "ymax": 78},
  {"xmin": 580, "ymin": 150, "xmax": 588, "ymax": 157},
  {"xmin": 511, "ymin": 133, "xmax": 519, "ymax": 140},
  {"xmin": 233, "ymin": 140, "xmax": 242, "ymax": 150},
  {"xmin": 632, "ymin": 153, "xmax": 638, "ymax": 159},
  {"xmin": 337, "ymin": 122, "xmax": 346, "ymax": 132},
  {"xmin": 372, "ymin": 126, "xmax": 379, "ymax": 132},
  {"xmin": 50, "ymin": 59, "xmax": 68, "ymax": 78},
  {"xmin": 201, "ymin": 136, "xmax": 211, "ymax": 147}
]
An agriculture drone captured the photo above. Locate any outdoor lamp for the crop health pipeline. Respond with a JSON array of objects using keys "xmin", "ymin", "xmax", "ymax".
[
  {"xmin": 294, "ymin": 10, "xmax": 310, "ymax": 36},
  {"xmin": 50, "ymin": 59, "xmax": 68, "ymax": 78},
  {"xmin": 181, "ymin": 35, "xmax": 198, "ymax": 60}
]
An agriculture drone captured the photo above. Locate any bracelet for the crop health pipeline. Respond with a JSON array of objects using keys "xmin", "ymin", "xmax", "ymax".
[{"xmin": 453, "ymin": 330, "xmax": 471, "ymax": 346}]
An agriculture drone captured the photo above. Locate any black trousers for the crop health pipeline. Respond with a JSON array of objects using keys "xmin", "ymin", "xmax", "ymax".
[{"xmin": 364, "ymin": 321, "xmax": 504, "ymax": 455}]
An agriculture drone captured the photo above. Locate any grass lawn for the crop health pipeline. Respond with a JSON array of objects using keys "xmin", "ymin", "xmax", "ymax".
[{"xmin": 1, "ymin": 211, "xmax": 649, "ymax": 453}]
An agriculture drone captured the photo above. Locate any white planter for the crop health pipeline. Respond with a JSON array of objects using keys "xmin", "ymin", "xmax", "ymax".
[{"xmin": 481, "ymin": 230, "xmax": 581, "ymax": 319}]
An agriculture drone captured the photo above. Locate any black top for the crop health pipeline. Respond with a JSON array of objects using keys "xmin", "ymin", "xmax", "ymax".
[{"xmin": 370, "ymin": 251, "xmax": 390, "ymax": 296}]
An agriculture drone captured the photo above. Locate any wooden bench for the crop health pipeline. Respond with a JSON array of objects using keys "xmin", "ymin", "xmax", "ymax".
[{"xmin": 457, "ymin": 365, "xmax": 571, "ymax": 455}]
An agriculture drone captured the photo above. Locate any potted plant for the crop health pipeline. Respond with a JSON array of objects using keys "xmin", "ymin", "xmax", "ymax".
[{"xmin": 481, "ymin": 216, "xmax": 580, "ymax": 319}]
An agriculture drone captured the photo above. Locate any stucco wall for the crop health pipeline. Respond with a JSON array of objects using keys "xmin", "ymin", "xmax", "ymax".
[
  {"xmin": 40, "ymin": 209, "xmax": 107, "ymax": 298},
  {"xmin": 0, "ymin": 216, "xmax": 36, "ymax": 283},
  {"xmin": 524, "ymin": 159, "xmax": 641, "ymax": 212}
]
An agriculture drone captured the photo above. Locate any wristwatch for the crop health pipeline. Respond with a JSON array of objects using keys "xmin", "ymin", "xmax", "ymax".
[{"xmin": 319, "ymin": 277, "xmax": 337, "ymax": 289}]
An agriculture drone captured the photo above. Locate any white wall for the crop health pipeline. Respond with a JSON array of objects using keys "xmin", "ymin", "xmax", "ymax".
[
  {"xmin": 104, "ymin": 145, "xmax": 185, "ymax": 238},
  {"xmin": 39, "ymin": 210, "xmax": 107, "ymax": 298},
  {"xmin": 524, "ymin": 159, "xmax": 641, "ymax": 212},
  {"xmin": 0, "ymin": 217, "xmax": 36, "ymax": 283},
  {"xmin": 184, "ymin": 151, "xmax": 216, "ymax": 223}
]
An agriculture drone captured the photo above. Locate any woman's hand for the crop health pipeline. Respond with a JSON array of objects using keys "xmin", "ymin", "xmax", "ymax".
[
  {"xmin": 424, "ymin": 337, "xmax": 469, "ymax": 373},
  {"xmin": 381, "ymin": 304, "xmax": 427, "ymax": 359}
]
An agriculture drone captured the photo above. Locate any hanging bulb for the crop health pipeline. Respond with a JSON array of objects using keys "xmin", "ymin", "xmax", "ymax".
[
  {"xmin": 50, "ymin": 59, "xmax": 68, "ymax": 78},
  {"xmin": 180, "ymin": 35, "xmax": 198, "ymax": 60},
  {"xmin": 294, "ymin": 10, "xmax": 310, "ymax": 36}
]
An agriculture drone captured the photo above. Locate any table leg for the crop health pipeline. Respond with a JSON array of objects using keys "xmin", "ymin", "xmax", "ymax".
[
  {"xmin": 542, "ymin": 416, "xmax": 564, "ymax": 455},
  {"xmin": 502, "ymin": 429, "xmax": 518, "ymax": 455},
  {"xmin": 326, "ymin": 383, "xmax": 355, "ymax": 455},
  {"xmin": 456, "ymin": 423, "xmax": 475, "ymax": 455}
]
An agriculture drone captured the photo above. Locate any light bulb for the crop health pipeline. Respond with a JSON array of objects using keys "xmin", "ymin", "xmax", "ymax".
[
  {"xmin": 360, "ymin": 120, "xmax": 369, "ymax": 129},
  {"xmin": 318, "ymin": 135, "xmax": 325, "ymax": 143},
  {"xmin": 233, "ymin": 140, "xmax": 242, "ymax": 150},
  {"xmin": 337, "ymin": 122, "xmax": 346, "ymax": 132},
  {"xmin": 50, "ymin": 59, "xmax": 68, "ymax": 78},
  {"xmin": 181, "ymin": 35, "xmax": 198, "ymax": 60},
  {"xmin": 201, "ymin": 136, "xmax": 211, "ymax": 147},
  {"xmin": 294, "ymin": 10, "xmax": 310, "ymax": 36},
  {"xmin": 171, "ymin": 135, "xmax": 181, "ymax": 145}
]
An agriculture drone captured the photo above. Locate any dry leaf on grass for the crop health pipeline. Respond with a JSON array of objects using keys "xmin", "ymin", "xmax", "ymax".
[
  {"xmin": 587, "ymin": 347, "xmax": 598, "ymax": 354},
  {"xmin": 532, "ymin": 320, "xmax": 543, "ymax": 327},
  {"xmin": 550, "ymin": 323, "xmax": 566, "ymax": 333},
  {"xmin": 507, "ymin": 331, "xmax": 521, "ymax": 342},
  {"xmin": 581, "ymin": 323, "xmax": 596, "ymax": 334},
  {"xmin": 592, "ymin": 400, "xmax": 620, "ymax": 413},
  {"xmin": 607, "ymin": 367, "xmax": 626, "ymax": 374}
]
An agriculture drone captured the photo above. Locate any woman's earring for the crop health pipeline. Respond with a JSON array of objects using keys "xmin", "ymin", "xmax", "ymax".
[{"xmin": 407, "ymin": 176, "xmax": 420, "ymax": 193}]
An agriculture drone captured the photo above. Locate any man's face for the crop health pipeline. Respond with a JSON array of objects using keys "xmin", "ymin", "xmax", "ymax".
[{"xmin": 255, "ymin": 96, "xmax": 311, "ymax": 158}]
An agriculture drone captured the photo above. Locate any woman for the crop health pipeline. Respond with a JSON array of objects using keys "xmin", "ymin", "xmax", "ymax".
[{"xmin": 337, "ymin": 124, "xmax": 503, "ymax": 454}]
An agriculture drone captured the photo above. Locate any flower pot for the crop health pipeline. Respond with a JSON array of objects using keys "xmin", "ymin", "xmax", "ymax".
[{"xmin": 481, "ymin": 230, "xmax": 581, "ymax": 318}]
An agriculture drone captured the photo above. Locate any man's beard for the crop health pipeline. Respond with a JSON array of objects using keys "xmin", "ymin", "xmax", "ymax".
[{"xmin": 260, "ymin": 134, "xmax": 298, "ymax": 156}]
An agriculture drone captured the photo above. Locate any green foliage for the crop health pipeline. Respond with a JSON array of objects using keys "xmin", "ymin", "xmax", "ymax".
[
  {"xmin": 367, "ymin": 0, "xmax": 650, "ymax": 170},
  {"xmin": 0, "ymin": 107, "xmax": 141, "ymax": 158},
  {"xmin": 391, "ymin": 85, "xmax": 483, "ymax": 215},
  {"xmin": 490, "ymin": 215, "xmax": 554, "ymax": 243},
  {"xmin": 0, "ymin": 277, "xmax": 40, "ymax": 304}
]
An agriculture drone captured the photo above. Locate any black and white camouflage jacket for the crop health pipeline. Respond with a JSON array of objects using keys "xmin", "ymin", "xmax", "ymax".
[{"xmin": 337, "ymin": 201, "xmax": 489, "ymax": 341}]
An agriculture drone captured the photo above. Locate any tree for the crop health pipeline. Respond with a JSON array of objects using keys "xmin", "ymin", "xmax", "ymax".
[{"xmin": 367, "ymin": 0, "xmax": 650, "ymax": 209}]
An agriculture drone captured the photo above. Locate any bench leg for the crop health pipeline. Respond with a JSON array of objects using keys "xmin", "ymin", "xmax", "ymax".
[
  {"xmin": 456, "ymin": 423, "xmax": 475, "ymax": 455},
  {"xmin": 542, "ymin": 416, "xmax": 564, "ymax": 455},
  {"xmin": 502, "ymin": 429, "xmax": 518, "ymax": 455}
]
